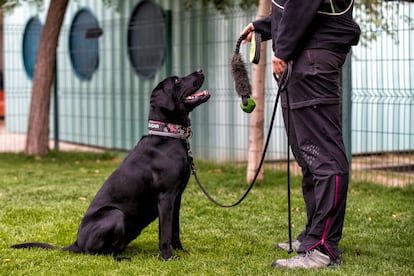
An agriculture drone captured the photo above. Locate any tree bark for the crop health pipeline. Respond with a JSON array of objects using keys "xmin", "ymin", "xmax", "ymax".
[
  {"xmin": 246, "ymin": 0, "xmax": 270, "ymax": 182},
  {"xmin": 24, "ymin": 0, "xmax": 69, "ymax": 155}
]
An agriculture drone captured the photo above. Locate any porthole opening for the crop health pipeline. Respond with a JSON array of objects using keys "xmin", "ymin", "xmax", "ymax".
[
  {"xmin": 69, "ymin": 8, "xmax": 101, "ymax": 80},
  {"xmin": 127, "ymin": 1, "xmax": 166, "ymax": 79},
  {"xmin": 22, "ymin": 17, "xmax": 43, "ymax": 79}
]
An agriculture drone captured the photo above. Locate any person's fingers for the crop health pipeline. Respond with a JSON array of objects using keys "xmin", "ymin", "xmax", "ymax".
[
  {"xmin": 272, "ymin": 56, "xmax": 287, "ymax": 77},
  {"xmin": 240, "ymin": 23, "xmax": 254, "ymax": 43},
  {"xmin": 240, "ymin": 23, "xmax": 254, "ymax": 36},
  {"xmin": 241, "ymin": 32, "xmax": 253, "ymax": 44}
]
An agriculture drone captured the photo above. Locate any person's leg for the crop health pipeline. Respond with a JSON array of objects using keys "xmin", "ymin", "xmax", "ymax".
[
  {"xmin": 297, "ymin": 166, "xmax": 315, "ymax": 242},
  {"xmin": 273, "ymin": 104, "xmax": 349, "ymax": 268},
  {"xmin": 292, "ymin": 103, "xmax": 349, "ymax": 258},
  {"xmin": 273, "ymin": 49, "xmax": 349, "ymax": 269},
  {"xmin": 298, "ymin": 173, "xmax": 349, "ymax": 259}
]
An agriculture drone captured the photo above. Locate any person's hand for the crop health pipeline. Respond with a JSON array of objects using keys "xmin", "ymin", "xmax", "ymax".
[
  {"xmin": 272, "ymin": 56, "xmax": 287, "ymax": 78},
  {"xmin": 240, "ymin": 23, "xmax": 254, "ymax": 44}
]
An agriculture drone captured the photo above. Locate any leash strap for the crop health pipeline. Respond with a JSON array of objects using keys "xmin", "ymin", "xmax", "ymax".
[
  {"xmin": 273, "ymin": 64, "xmax": 294, "ymax": 253},
  {"xmin": 190, "ymin": 64, "xmax": 292, "ymax": 208},
  {"xmin": 283, "ymin": 66, "xmax": 294, "ymax": 254}
]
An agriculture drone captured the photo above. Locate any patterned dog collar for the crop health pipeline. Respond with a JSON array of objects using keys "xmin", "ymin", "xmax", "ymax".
[{"xmin": 148, "ymin": 120, "xmax": 192, "ymax": 139}]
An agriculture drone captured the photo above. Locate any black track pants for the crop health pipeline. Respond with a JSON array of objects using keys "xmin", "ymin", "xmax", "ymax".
[{"xmin": 280, "ymin": 49, "xmax": 350, "ymax": 259}]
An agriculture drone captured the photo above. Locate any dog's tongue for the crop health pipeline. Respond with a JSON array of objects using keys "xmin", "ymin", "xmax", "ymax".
[{"xmin": 185, "ymin": 90, "xmax": 209, "ymax": 100}]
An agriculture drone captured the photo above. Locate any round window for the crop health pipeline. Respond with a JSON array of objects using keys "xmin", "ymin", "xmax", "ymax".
[
  {"xmin": 127, "ymin": 1, "xmax": 166, "ymax": 79},
  {"xmin": 22, "ymin": 17, "xmax": 43, "ymax": 79},
  {"xmin": 69, "ymin": 9, "xmax": 100, "ymax": 80}
]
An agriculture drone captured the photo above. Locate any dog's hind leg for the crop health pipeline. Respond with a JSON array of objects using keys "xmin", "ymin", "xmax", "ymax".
[{"xmin": 76, "ymin": 208, "xmax": 126, "ymax": 255}]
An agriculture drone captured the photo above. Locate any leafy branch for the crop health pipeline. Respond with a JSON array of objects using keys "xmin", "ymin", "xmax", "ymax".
[{"xmin": 185, "ymin": 0, "xmax": 413, "ymax": 44}]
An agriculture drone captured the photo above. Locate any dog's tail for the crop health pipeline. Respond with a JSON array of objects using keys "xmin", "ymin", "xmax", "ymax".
[{"xmin": 11, "ymin": 242, "xmax": 60, "ymax": 250}]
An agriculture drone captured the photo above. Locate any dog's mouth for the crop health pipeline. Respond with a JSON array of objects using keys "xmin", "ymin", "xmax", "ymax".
[{"xmin": 183, "ymin": 90, "xmax": 210, "ymax": 104}]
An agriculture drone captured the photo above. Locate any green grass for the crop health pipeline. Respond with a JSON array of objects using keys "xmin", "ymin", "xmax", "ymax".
[{"xmin": 0, "ymin": 151, "xmax": 413, "ymax": 275}]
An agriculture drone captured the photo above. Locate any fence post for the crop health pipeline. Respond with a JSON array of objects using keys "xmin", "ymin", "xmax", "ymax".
[
  {"xmin": 164, "ymin": 10, "xmax": 172, "ymax": 77},
  {"xmin": 342, "ymin": 53, "xmax": 352, "ymax": 175},
  {"xmin": 53, "ymin": 58, "xmax": 59, "ymax": 151}
]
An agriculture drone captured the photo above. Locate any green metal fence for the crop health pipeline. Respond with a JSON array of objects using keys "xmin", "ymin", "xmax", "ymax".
[
  {"xmin": 0, "ymin": 2, "xmax": 412, "ymax": 187},
  {"xmin": 350, "ymin": 3, "xmax": 414, "ymax": 186}
]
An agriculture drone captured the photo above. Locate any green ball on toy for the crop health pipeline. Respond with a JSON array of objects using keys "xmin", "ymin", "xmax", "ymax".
[{"xmin": 240, "ymin": 97, "xmax": 256, "ymax": 113}]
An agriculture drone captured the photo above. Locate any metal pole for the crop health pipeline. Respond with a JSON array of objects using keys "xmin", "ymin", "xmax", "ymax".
[
  {"xmin": 53, "ymin": 58, "xmax": 59, "ymax": 151},
  {"xmin": 164, "ymin": 10, "xmax": 172, "ymax": 77}
]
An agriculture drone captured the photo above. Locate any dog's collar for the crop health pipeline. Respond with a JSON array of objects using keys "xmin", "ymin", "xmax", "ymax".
[{"xmin": 148, "ymin": 120, "xmax": 192, "ymax": 139}]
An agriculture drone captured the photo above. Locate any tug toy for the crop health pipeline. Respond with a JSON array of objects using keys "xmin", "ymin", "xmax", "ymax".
[{"xmin": 230, "ymin": 32, "xmax": 261, "ymax": 113}]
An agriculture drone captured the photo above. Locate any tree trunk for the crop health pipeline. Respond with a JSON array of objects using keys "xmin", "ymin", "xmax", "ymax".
[
  {"xmin": 24, "ymin": 0, "xmax": 69, "ymax": 155},
  {"xmin": 246, "ymin": 0, "xmax": 271, "ymax": 182}
]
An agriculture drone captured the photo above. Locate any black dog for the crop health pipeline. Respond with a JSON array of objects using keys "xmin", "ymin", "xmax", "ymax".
[{"xmin": 12, "ymin": 70, "xmax": 210, "ymax": 260}]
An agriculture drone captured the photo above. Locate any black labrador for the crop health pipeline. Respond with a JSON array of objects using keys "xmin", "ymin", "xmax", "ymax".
[{"xmin": 12, "ymin": 70, "xmax": 210, "ymax": 260}]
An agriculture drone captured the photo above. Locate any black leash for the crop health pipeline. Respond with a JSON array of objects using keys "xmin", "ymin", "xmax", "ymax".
[
  {"xmin": 189, "ymin": 64, "xmax": 292, "ymax": 208},
  {"xmin": 281, "ymin": 66, "xmax": 293, "ymax": 254}
]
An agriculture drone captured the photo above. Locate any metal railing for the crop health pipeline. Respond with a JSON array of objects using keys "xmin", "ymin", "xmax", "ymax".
[{"xmin": 0, "ymin": 4, "xmax": 412, "ymax": 187}]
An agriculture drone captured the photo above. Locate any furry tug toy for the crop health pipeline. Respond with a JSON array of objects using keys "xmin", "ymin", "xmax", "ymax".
[{"xmin": 230, "ymin": 32, "xmax": 261, "ymax": 113}]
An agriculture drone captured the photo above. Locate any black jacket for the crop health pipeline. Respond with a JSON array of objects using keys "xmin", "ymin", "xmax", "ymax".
[{"xmin": 252, "ymin": 0, "xmax": 361, "ymax": 61}]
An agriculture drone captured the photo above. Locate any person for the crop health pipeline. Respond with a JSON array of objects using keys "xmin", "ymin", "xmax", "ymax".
[{"xmin": 240, "ymin": 0, "xmax": 360, "ymax": 269}]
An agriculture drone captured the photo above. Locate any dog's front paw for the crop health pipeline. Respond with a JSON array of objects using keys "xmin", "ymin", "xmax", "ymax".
[{"xmin": 161, "ymin": 249, "xmax": 173, "ymax": 261}]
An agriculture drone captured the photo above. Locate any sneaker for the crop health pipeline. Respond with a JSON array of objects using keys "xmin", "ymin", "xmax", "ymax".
[
  {"xmin": 271, "ymin": 249, "xmax": 331, "ymax": 269},
  {"xmin": 275, "ymin": 240, "xmax": 301, "ymax": 252},
  {"xmin": 328, "ymin": 254, "xmax": 342, "ymax": 268}
]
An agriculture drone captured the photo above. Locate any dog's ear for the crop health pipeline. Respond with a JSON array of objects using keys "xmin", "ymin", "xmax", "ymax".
[{"xmin": 150, "ymin": 89, "xmax": 175, "ymax": 111}]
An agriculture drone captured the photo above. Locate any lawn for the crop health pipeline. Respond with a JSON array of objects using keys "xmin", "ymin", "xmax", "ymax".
[{"xmin": 0, "ymin": 151, "xmax": 413, "ymax": 275}]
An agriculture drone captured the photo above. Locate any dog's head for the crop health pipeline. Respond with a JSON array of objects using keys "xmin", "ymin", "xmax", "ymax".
[{"xmin": 149, "ymin": 69, "xmax": 210, "ymax": 126}]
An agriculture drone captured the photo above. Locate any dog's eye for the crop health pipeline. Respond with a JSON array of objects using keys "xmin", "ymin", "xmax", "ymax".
[{"xmin": 175, "ymin": 78, "xmax": 181, "ymax": 85}]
